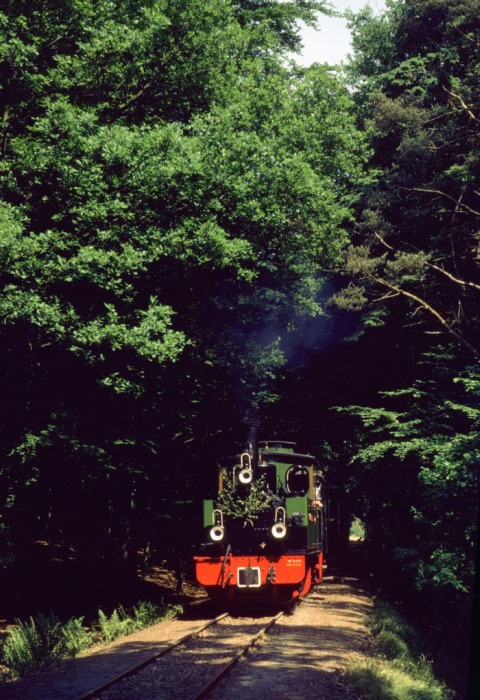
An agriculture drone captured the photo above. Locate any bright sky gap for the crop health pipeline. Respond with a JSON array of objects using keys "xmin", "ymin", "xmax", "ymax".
[{"xmin": 294, "ymin": 0, "xmax": 387, "ymax": 66}]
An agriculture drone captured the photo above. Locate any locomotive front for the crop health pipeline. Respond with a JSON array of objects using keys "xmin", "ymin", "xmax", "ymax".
[{"xmin": 194, "ymin": 433, "xmax": 327, "ymax": 604}]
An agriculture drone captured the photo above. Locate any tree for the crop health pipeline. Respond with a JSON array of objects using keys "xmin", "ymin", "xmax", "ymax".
[
  {"xmin": 319, "ymin": 2, "xmax": 480, "ymax": 680},
  {"xmin": 0, "ymin": 1, "xmax": 368, "ymax": 579},
  {"xmin": 232, "ymin": 0, "xmax": 333, "ymax": 53},
  {"xmin": 337, "ymin": 0, "xmax": 480, "ymax": 362}
]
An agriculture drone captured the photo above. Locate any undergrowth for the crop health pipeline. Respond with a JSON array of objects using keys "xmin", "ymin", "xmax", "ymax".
[
  {"xmin": 344, "ymin": 598, "xmax": 453, "ymax": 700},
  {"xmin": 1, "ymin": 600, "xmax": 182, "ymax": 679}
]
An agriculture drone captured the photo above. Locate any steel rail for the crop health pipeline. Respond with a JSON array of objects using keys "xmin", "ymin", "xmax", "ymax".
[
  {"xmin": 189, "ymin": 610, "xmax": 284, "ymax": 700},
  {"xmin": 77, "ymin": 612, "xmax": 229, "ymax": 700}
]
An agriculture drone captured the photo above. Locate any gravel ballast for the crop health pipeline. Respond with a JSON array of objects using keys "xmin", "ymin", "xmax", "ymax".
[{"xmin": 1, "ymin": 578, "xmax": 373, "ymax": 700}]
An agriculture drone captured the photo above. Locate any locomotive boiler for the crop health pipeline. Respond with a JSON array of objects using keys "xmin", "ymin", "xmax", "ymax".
[{"xmin": 194, "ymin": 425, "xmax": 330, "ymax": 604}]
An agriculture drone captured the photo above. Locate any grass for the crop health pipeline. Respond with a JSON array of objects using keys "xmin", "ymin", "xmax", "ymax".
[
  {"xmin": 346, "ymin": 660, "xmax": 450, "ymax": 700},
  {"xmin": 344, "ymin": 598, "xmax": 453, "ymax": 700},
  {"xmin": 1, "ymin": 600, "xmax": 183, "ymax": 679}
]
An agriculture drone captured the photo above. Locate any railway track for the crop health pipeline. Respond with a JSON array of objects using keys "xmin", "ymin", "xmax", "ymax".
[
  {"xmin": 79, "ymin": 609, "xmax": 285, "ymax": 700},
  {"xmin": 2, "ymin": 576, "xmax": 373, "ymax": 700}
]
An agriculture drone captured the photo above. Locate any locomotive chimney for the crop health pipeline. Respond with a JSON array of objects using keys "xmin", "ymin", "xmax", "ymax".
[{"xmin": 244, "ymin": 412, "xmax": 260, "ymax": 478}]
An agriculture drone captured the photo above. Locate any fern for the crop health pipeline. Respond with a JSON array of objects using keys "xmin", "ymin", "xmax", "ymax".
[
  {"xmin": 2, "ymin": 601, "xmax": 183, "ymax": 678},
  {"xmin": 3, "ymin": 612, "xmax": 66, "ymax": 676},
  {"xmin": 61, "ymin": 617, "xmax": 92, "ymax": 655},
  {"xmin": 97, "ymin": 608, "xmax": 132, "ymax": 643}
]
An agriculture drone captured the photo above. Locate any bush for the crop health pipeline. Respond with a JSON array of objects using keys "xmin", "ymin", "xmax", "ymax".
[
  {"xmin": 1, "ymin": 601, "xmax": 182, "ymax": 678},
  {"xmin": 2, "ymin": 612, "xmax": 84, "ymax": 677}
]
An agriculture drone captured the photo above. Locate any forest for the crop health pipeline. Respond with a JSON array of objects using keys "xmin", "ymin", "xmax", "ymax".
[{"xmin": 0, "ymin": 0, "xmax": 478, "ymax": 695}]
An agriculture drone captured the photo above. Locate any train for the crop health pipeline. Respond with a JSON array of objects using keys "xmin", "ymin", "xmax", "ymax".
[{"xmin": 194, "ymin": 422, "xmax": 342, "ymax": 604}]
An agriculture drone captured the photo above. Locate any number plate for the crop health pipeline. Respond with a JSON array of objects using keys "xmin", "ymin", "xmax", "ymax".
[{"xmin": 237, "ymin": 566, "xmax": 261, "ymax": 588}]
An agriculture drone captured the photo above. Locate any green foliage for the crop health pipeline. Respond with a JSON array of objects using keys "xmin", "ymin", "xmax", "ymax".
[
  {"xmin": 340, "ymin": 361, "xmax": 479, "ymax": 600},
  {"xmin": 1, "ymin": 601, "xmax": 182, "ymax": 678},
  {"xmin": 60, "ymin": 616, "xmax": 93, "ymax": 657},
  {"xmin": 368, "ymin": 599, "xmax": 419, "ymax": 656},
  {"xmin": 263, "ymin": 6, "xmax": 477, "ymax": 694},
  {"xmin": 0, "ymin": 0, "xmax": 369, "ymax": 571},
  {"xmin": 323, "ymin": 11, "xmax": 480, "ymax": 674},
  {"xmin": 345, "ymin": 598, "xmax": 452, "ymax": 700},
  {"xmin": 350, "ymin": 518, "xmax": 365, "ymax": 540},
  {"xmin": 216, "ymin": 473, "xmax": 272, "ymax": 525},
  {"xmin": 338, "ymin": 0, "xmax": 480, "ymax": 364},
  {"xmin": 96, "ymin": 608, "xmax": 132, "ymax": 643},
  {"xmin": 232, "ymin": 1, "xmax": 333, "ymax": 54},
  {"xmin": 2, "ymin": 611, "xmax": 80, "ymax": 677},
  {"xmin": 95, "ymin": 600, "xmax": 183, "ymax": 644},
  {"xmin": 132, "ymin": 600, "xmax": 181, "ymax": 626},
  {"xmin": 346, "ymin": 661, "xmax": 451, "ymax": 700}
]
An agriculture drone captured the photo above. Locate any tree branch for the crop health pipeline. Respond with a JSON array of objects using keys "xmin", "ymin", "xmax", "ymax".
[
  {"xmin": 118, "ymin": 82, "xmax": 153, "ymax": 112},
  {"xmin": 370, "ymin": 274, "xmax": 479, "ymax": 362},
  {"xmin": 1, "ymin": 105, "xmax": 9, "ymax": 159},
  {"xmin": 442, "ymin": 85, "xmax": 480, "ymax": 123},
  {"xmin": 374, "ymin": 232, "xmax": 395, "ymax": 251},
  {"xmin": 404, "ymin": 187, "xmax": 480, "ymax": 218},
  {"xmin": 374, "ymin": 224, "xmax": 480, "ymax": 292},
  {"xmin": 426, "ymin": 262, "xmax": 480, "ymax": 292}
]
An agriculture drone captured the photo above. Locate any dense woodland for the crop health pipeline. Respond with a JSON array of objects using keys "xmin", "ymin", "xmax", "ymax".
[{"xmin": 0, "ymin": 0, "xmax": 478, "ymax": 693}]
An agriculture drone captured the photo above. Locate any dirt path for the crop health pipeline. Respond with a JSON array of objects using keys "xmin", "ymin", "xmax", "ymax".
[
  {"xmin": 208, "ymin": 578, "xmax": 373, "ymax": 700},
  {"xmin": 0, "ymin": 575, "xmax": 373, "ymax": 700}
]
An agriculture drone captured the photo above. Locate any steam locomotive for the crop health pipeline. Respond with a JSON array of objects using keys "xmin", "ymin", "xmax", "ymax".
[{"xmin": 194, "ymin": 423, "xmax": 335, "ymax": 604}]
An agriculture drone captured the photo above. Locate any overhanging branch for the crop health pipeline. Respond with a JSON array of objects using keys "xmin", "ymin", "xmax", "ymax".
[
  {"xmin": 442, "ymin": 85, "xmax": 480, "ymax": 124},
  {"xmin": 404, "ymin": 187, "xmax": 480, "ymax": 218},
  {"xmin": 426, "ymin": 262, "xmax": 480, "ymax": 292},
  {"xmin": 370, "ymin": 274, "xmax": 479, "ymax": 362}
]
